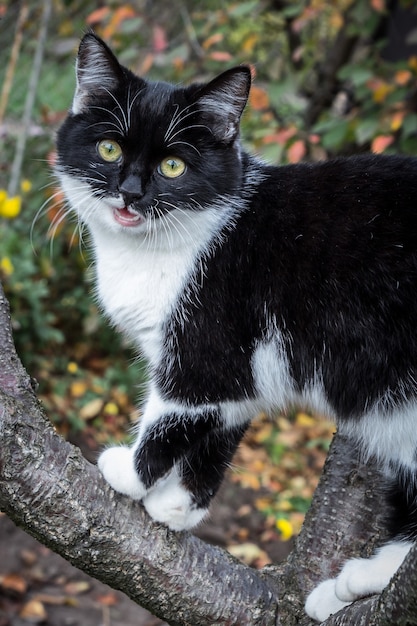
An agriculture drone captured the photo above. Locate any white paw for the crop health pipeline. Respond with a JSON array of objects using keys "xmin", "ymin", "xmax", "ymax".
[
  {"xmin": 305, "ymin": 579, "xmax": 351, "ymax": 622},
  {"xmin": 143, "ymin": 469, "xmax": 208, "ymax": 531},
  {"xmin": 98, "ymin": 446, "xmax": 146, "ymax": 500},
  {"xmin": 335, "ymin": 540, "xmax": 412, "ymax": 602},
  {"xmin": 305, "ymin": 540, "xmax": 413, "ymax": 621}
]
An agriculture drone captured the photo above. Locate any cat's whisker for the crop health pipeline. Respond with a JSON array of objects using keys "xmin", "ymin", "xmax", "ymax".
[
  {"xmin": 127, "ymin": 85, "xmax": 144, "ymax": 130},
  {"xmin": 102, "ymin": 87, "xmax": 129, "ymax": 135},
  {"xmin": 164, "ymin": 106, "xmax": 208, "ymax": 144},
  {"xmin": 89, "ymin": 105, "xmax": 125, "ymax": 136},
  {"xmin": 166, "ymin": 140, "xmax": 202, "ymax": 156},
  {"xmin": 86, "ymin": 120, "xmax": 126, "ymax": 136}
]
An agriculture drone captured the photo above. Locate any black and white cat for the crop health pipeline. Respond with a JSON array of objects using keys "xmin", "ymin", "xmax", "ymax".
[{"xmin": 56, "ymin": 33, "xmax": 417, "ymax": 621}]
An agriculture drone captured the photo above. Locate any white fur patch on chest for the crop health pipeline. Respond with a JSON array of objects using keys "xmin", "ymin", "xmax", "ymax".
[{"xmin": 90, "ymin": 207, "xmax": 234, "ymax": 365}]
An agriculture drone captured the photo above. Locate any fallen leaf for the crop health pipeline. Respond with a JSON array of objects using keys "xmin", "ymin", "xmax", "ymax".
[
  {"xmin": 96, "ymin": 592, "xmax": 119, "ymax": 606},
  {"xmin": 0, "ymin": 573, "xmax": 27, "ymax": 595},
  {"xmin": 19, "ymin": 599, "xmax": 47, "ymax": 623},
  {"xmin": 227, "ymin": 542, "xmax": 270, "ymax": 566},
  {"xmin": 64, "ymin": 580, "xmax": 91, "ymax": 595},
  {"xmin": 79, "ymin": 398, "xmax": 104, "ymax": 420},
  {"xmin": 20, "ymin": 549, "xmax": 38, "ymax": 566}
]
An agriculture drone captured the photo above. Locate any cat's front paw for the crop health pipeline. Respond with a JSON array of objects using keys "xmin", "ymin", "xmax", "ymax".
[
  {"xmin": 98, "ymin": 446, "xmax": 146, "ymax": 500},
  {"xmin": 143, "ymin": 470, "xmax": 208, "ymax": 531},
  {"xmin": 305, "ymin": 579, "xmax": 351, "ymax": 621}
]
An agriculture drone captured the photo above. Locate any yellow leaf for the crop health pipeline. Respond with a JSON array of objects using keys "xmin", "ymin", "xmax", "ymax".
[
  {"xmin": 390, "ymin": 111, "xmax": 405, "ymax": 131},
  {"xmin": 296, "ymin": 412, "xmax": 315, "ymax": 428},
  {"xmin": 409, "ymin": 56, "xmax": 417, "ymax": 72},
  {"xmin": 19, "ymin": 599, "xmax": 47, "ymax": 622},
  {"xmin": 276, "ymin": 518, "xmax": 294, "ymax": 541},
  {"xmin": 372, "ymin": 82, "xmax": 394, "ymax": 104},
  {"xmin": 64, "ymin": 580, "xmax": 91, "ymax": 595},
  {"xmin": 242, "ymin": 33, "xmax": 258, "ymax": 53},
  {"xmin": 70, "ymin": 380, "xmax": 87, "ymax": 398},
  {"xmin": 227, "ymin": 542, "xmax": 269, "ymax": 565}
]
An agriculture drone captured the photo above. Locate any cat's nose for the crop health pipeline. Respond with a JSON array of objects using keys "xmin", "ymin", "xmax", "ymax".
[{"xmin": 119, "ymin": 174, "xmax": 144, "ymax": 204}]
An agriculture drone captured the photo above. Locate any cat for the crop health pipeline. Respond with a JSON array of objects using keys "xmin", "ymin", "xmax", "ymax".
[{"xmin": 55, "ymin": 32, "xmax": 417, "ymax": 621}]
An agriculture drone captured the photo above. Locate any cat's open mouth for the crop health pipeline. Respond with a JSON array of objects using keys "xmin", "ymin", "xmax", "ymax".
[{"xmin": 113, "ymin": 206, "xmax": 145, "ymax": 227}]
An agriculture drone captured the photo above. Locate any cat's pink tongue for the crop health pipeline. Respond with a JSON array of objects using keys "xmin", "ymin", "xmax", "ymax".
[{"xmin": 113, "ymin": 207, "xmax": 145, "ymax": 227}]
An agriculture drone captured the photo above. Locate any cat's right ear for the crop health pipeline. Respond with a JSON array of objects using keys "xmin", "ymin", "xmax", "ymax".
[{"xmin": 71, "ymin": 33, "xmax": 124, "ymax": 114}]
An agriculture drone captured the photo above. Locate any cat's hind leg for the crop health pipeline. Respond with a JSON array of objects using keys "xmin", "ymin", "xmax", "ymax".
[
  {"xmin": 305, "ymin": 467, "xmax": 417, "ymax": 621},
  {"xmin": 305, "ymin": 540, "xmax": 413, "ymax": 621}
]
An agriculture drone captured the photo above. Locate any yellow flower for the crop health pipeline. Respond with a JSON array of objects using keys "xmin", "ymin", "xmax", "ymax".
[
  {"xmin": 0, "ymin": 257, "xmax": 14, "ymax": 276},
  {"xmin": 104, "ymin": 402, "xmax": 119, "ymax": 416},
  {"xmin": 276, "ymin": 518, "xmax": 293, "ymax": 541},
  {"xmin": 21, "ymin": 179, "xmax": 32, "ymax": 193},
  {"xmin": 67, "ymin": 361, "xmax": 78, "ymax": 374},
  {"xmin": 0, "ymin": 195, "xmax": 21, "ymax": 219}
]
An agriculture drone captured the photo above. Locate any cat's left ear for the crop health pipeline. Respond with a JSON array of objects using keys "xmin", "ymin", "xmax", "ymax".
[
  {"xmin": 195, "ymin": 66, "xmax": 251, "ymax": 143},
  {"xmin": 72, "ymin": 33, "xmax": 124, "ymax": 114}
]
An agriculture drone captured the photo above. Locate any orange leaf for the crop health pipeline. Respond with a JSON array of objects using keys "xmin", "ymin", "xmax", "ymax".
[
  {"xmin": 97, "ymin": 592, "xmax": 119, "ymax": 606},
  {"xmin": 371, "ymin": 0, "xmax": 386, "ymax": 11},
  {"xmin": 263, "ymin": 126, "xmax": 297, "ymax": 145},
  {"xmin": 86, "ymin": 7, "xmax": 110, "ymax": 25},
  {"xmin": 395, "ymin": 69, "xmax": 412, "ymax": 86},
  {"xmin": 249, "ymin": 86, "xmax": 270, "ymax": 111},
  {"xmin": 139, "ymin": 53, "xmax": 154, "ymax": 75},
  {"xmin": 208, "ymin": 51, "xmax": 233, "ymax": 62},
  {"xmin": 287, "ymin": 140, "xmax": 306, "ymax": 164},
  {"xmin": 202, "ymin": 33, "xmax": 224, "ymax": 50},
  {"xmin": 371, "ymin": 134, "xmax": 394, "ymax": 154},
  {"xmin": 0, "ymin": 573, "xmax": 27, "ymax": 595}
]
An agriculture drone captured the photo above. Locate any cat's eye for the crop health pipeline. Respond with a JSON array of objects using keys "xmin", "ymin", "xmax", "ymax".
[
  {"xmin": 159, "ymin": 156, "xmax": 186, "ymax": 179},
  {"xmin": 97, "ymin": 139, "xmax": 123, "ymax": 163}
]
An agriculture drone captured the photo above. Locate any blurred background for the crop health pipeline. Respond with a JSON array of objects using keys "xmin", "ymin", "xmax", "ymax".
[{"xmin": 0, "ymin": 1, "xmax": 417, "ymax": 623}]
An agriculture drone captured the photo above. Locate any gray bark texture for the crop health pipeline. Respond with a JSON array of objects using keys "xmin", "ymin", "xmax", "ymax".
[{"xmin": 0, "ymin": 279, "xmax": 416, "ymax": 625}]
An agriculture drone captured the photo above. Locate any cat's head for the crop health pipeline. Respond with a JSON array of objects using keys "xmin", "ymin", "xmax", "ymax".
[{"xmin": 56, "ymin": 33, "xmax": 251, "ymax": 238}]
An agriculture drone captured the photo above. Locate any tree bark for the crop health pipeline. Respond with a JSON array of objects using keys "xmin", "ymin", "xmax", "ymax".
[{"xmin": 1, "ymin": 279, "xmax": 417, "ymax": 625}]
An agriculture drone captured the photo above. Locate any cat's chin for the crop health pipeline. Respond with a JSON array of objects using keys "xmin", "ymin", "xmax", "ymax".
[{"xmin": 113, "ymin": 206, "xmax": 146, "ymax": 228}]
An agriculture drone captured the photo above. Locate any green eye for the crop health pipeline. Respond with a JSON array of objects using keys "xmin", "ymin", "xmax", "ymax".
[
  {"xmin": 159, "ymin": 156, "xmax": 186, "ymax": 178},
  {"xmin": 97, "ymin": 139, "xmax": 123, "ymax": 162}
]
